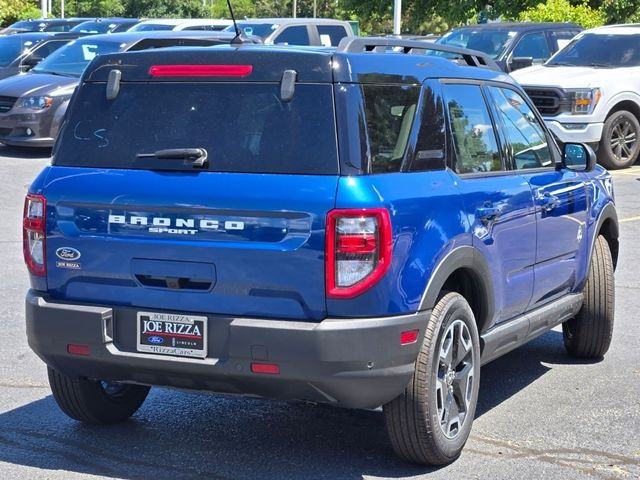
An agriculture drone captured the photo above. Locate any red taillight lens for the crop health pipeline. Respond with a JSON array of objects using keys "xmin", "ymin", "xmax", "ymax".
[
  {"xmin": 148, "ymin": 64, "xmax": 253, "ymax": 78},
  {"xmin": 326, "ymin": 208, "xmax": 392, "ymax": 298},
  {"xmin": 251, "ymin": 362, "xmax": 280, "ymax": 374},
  {"xmin": 23, "ymin": 194, "xmax": 46, "ymax": 276},
  {"xmin": 400, "ymin": 329, "xmax": 419, "ymax": 345}
]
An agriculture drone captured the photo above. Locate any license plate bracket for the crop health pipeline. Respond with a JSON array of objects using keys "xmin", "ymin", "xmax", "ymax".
[{"xmin": 136, "ymin": 311, "xmax": 207, "ymax": 359}]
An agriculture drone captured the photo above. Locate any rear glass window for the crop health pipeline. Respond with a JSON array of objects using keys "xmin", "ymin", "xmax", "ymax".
[
  {"xmin": 54, "ymin": 82, "xmax": 338, "ymax": 175},
  {"xmin": 363, "ymin": 85, "xmax": 420, "ymax": 173}
]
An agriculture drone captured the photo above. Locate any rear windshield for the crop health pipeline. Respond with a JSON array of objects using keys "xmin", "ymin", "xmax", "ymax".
[
  {"xmin": 70, "ymin": 21, "xmax": 113, "ymax": 34},
  {"xmin": 54, "ymin": 82, "xmax": 339, "ymax": 175},
  {"xmin": 130, "ymin": 23, "xmax": 175, "ymax": 32},
  {"xmin": 437, "ymin": 29, "xmax": 516, "ymax": 59},
  {"xmin": 224, "ymin": 23, "xmax": 278, "ymax": 38},
  {"xmin": 9, "ymin": 21, "xmax": 43, "ymax": 32},
  {"xmin": 32, "ymin": 38, "xmax": 124, "ymax": 77}
]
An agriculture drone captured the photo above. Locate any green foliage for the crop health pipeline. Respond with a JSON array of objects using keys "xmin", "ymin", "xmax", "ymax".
[
  {"xmin": 0, "ymin": 0, "xmax": 40, "ymax": 25},
  {"xmin": 122, "ymin": 0, "xmax": 208, "ymax": 18},
  {"xmin": 518, "ymin": 0, "xmax": 605, "ymax": 28},
  {"xmin": 53, "ymin": 0, "xmax": 124, "ymax": 17},
  {"xmin": 600, "ymin": 0, "xmax": 640, "ymax": 24}
]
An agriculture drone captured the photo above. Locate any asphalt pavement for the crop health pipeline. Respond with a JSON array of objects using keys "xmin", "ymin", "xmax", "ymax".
[{"xmin": 0, "ymin": 146, "xmax": 638, "ymax": 480}]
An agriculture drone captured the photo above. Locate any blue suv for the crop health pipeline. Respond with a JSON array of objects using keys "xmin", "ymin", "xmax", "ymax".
[{"xmin": 23, "ymin": 38, "xmax": 619, "ymax": 465}]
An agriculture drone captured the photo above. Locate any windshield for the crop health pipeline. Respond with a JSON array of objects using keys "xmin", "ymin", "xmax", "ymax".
[
  {"xmin": 9, "ymin": 21, "xmax": 44, "ymax": 32},
  {"xmin": 437, "ymin": 29, "xmax": 516, "ymax": 59},
  {"xmin": 55, "ymin": 82, "xmax": 338, "ymax": 174},
  {"xmin": 32, "ymin": 38, "xmax": 124, "ymax": 77},
  {"xmin": 547, "ymin": 33, "xmax": 640, "ymax": 67},
  {"xmin": 223, "ymin": 23, "xmax": 278, "ymax": 38},
  {"xmin": 70, "ymin": 21, "xmax": 113, "ymax": 34},
  {"xmin": 129, "ymin": 23, "xmax": 175, "ymax": 32},
  {"xmin": 0, "ymin": 35, "xmax": 36, "ymax": 67}
]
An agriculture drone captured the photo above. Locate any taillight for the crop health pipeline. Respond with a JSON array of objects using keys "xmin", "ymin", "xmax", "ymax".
[
  {"xmin": 23, "ymin": 194, "xmax": 46, "ymax": 276},
  {"xmin": 326, "ymin": 208, "xmax": 392, "ymax": 298}
]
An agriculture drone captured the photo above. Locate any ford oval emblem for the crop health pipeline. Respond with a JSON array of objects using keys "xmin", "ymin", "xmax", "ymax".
[
  {"xmin": 56, "ymin": 247, "xmax": 81, "ymax": 261},
  {"xmin": 148, "ymin": 336, "xmax": 164, "ymax": 345}
]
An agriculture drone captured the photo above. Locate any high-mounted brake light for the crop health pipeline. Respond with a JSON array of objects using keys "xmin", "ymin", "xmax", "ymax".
[
  {"xmin": 326, "ymin": 208, "xmax": 392, "ymax": 299},
  {"xmin": 148, "ymin": 64, "xmax": 253, "ymax": 78},
  {"xmin": 23, "ymin": 193, "xmax": 46, "ymax": 276}
]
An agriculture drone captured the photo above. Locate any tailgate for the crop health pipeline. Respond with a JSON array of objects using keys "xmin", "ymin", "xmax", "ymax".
[{"xmin": 44, "ymin": 167, "xmax": 337, "ymax": 321}]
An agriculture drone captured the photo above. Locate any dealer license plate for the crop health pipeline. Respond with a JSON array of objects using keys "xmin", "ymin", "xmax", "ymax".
[{"xmin": 136, "ymin": 312, "xmax": 207, "ymax": 359}]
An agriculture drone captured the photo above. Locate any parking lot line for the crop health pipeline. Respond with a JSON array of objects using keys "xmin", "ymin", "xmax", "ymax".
[
  {"xmin": 620, "ymin": 215, "xmax": 640, "ymax": 224},
  {"xmin": 609, "ymin": 167, "xmax": 640, "ymax": 177}
]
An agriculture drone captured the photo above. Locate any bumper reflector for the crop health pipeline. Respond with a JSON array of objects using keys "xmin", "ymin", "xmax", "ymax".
[
  {"xmin": 400, "ymin": 329, "xmax": 419, "ymax": 345},
  {"xmin": 67, "ymin": 344, "xmax": 90, "ymax": 356},
  {"xmin": 251, "ymin": 362, "xmax": 280, "ymax": 374}
]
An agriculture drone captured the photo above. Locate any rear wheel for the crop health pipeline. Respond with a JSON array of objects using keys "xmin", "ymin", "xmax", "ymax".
[
  {"xmin": 598, "ymin": 110, "xmax": 640, "ymax": 169},
  {"xmin": 563, "ymin": 235, "xmax": 615, "ymax": 358},
  {"xmin": 383, "ymin": 292, "xmax": 480, "ymax": 465},
  {"xmin": 48, "ymin": 366, "xmax": 150, "ymax": 424}
]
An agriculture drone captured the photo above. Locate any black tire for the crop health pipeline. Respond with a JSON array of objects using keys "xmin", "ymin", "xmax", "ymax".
[
  {"xmin": 563, "ymin": 235, "xmax": 615, "ymax": 358},
  {"xmin": 598, "ymin": 110, "xmax": 640, "ymax": 170},
  {"xmin": 383, "ymin": 292, "xmax": 480, "ymax": 465},
  {"xmin": 47, "ymin": 366, "xmax": 150, "ymax": 424}
]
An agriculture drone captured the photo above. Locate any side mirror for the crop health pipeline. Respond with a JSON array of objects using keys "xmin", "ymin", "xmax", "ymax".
[
  {"xmin": 562, "ymin": 143, "xmax": 597, "ymax": 172},
  {"xmin": 21, "ymin": 55, "xmax": 43, "ymax": 70},
  {"xmin": 509, "ymin": 56, "xmax": 533, "ymax": 71}
]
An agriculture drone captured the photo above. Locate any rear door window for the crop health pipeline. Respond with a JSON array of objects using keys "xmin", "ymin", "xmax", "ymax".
[
  {"xmin": 317, "ymin": 25, "xmax": 348, "ymax": 46},
  {"xmin": 54, "ymin": 82, "xmax": 338, "ymax": 175}
]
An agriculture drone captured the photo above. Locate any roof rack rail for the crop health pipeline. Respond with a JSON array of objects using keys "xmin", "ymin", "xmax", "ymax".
[{"xmin": 336, "ymin": 37, "xmax": 500, "ymax": 71}]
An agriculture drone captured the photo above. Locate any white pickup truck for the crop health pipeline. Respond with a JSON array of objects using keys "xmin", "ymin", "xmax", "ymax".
[{"xmin": 512, "ymin": 25, "xmax": 640, "ymax": 169}]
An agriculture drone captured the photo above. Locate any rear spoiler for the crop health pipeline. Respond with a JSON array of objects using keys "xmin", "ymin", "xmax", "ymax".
[{"xmin": 337, "ymin": 37, "xmax": 500, "ymax": 71}]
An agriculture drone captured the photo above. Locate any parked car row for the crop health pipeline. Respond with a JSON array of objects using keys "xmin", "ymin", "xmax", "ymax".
[{"xmin": 0, "ymin": 16, "xmax": 637, "ymax": 169}]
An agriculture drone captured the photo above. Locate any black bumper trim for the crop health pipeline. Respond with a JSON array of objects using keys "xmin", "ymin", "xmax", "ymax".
[{"xmin": 26, "ymin": 291, "xmax": 429, "ymax": 409}]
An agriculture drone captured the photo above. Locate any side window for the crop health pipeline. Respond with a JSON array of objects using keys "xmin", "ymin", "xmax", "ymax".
[
  {"xmin": 273, "ymin": 26, "xmax": 310, "ymax": 45},
  {"xmin": 29, "ymin": 40, "xmax": 67, "ymax": 60},
  {"xmin": 317, "ymin": 25, "xmax": 348, "ymax": 47},
  {"xmin": 550, "ymin": 30, "xmax": 578, "ymax": 52},
  {"xmin": 512, "ymin": 32, "xmax": 551, "ymax": 62},
  {"xmin": 442, "ymin": 83, "xmax": 502, "ymax": 174},
  {"xmin": 362, "ymin": 85, "xmax": 420, "ymax": 173},
  {"xmin": 488, "ymin": 86, "xmax": 553, "ymax": 170},
  {"xmin": 409, "ymin": 86, "xmax": 446, "ymax": 172}
]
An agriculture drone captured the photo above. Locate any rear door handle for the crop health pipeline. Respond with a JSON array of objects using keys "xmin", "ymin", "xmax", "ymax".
[
  {"xmin": 477, "ymin": 206, "xmax": 501, "ymax": 224},
  {"xmin": 537, "ymin": 193, "xmax": 560, "ymax": 212}
]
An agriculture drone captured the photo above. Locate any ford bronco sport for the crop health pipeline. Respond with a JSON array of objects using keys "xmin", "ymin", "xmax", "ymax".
[{"xmin": 24, "ymin": 38, "xmax": 618, "ymax": 465}]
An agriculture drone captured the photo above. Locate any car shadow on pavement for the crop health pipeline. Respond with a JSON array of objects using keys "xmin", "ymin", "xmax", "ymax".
[
  {"xmin": 0, "ymin": 330, "xmax": 598, "ymax": 480},
  {"xmin": 0, "ymin": 145, "xmax": 51, "ymax": 160},
  {"xmin": 475, "ymin": 329, "xmax": 602, "ymax": 417}
]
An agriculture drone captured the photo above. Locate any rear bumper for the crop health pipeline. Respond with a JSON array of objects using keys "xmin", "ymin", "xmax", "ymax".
[{"xmin": 26, "ymin": 291, "xmax": 428, "ymax": 409}]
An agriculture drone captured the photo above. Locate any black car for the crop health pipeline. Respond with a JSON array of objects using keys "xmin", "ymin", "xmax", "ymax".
[
  {"xmin": 0, "ymin": 32, "xmax": 81, "ymax": 80},
  {"xmin": 6, "ymin": 18, "xmax": 88, "ymax": 33},
  {"xmin": 70, "ymin": 18, "xmax": 141, "ymax": 34},
  {"xmin": 437, "ymin": 22, "xmax": 582, "ymax": 72}
]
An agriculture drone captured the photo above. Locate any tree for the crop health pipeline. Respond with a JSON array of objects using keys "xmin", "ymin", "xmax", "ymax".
[
  {"xmin": 0, "ymin": 0, "xmax": 40, "ymax": 26},
  {"xmin": 122, "ymin": 0, "xmax": 208, "ymax": 18},
  {"xmin": 52, "ymin": 0, "xmax": 124, "ymax": 17},
  {"xmin": 518, "ymin": 0, "xmax": 605, "ymax": 28}
]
